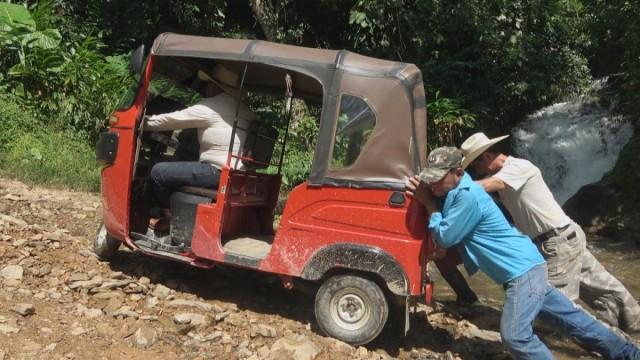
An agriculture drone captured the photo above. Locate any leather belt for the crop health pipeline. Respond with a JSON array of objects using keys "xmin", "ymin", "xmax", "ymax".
[{"xmin": 533, "ymin": 224, "xmax": 574, "ymax": 244}]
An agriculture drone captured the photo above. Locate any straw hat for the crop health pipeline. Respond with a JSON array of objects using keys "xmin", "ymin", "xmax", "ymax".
[
  {"xmin": 197, "ymin": 64, "xmax": 241, "ymax": 97},
  {"xmin": 460, "ymin": 132, "xmax": 509, "ymax": 169}
]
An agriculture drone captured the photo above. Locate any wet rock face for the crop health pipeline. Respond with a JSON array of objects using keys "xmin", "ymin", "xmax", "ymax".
[
  {"xmin": 564, "ymin": 183, "xmax": 618, "ymax": 231},
  {"xmin": 564, "ymin": 130, "xmax": 640, "ymax": 242},
  {"xmin": 564, "ymin": 180, "xmax": 640, "ymax": 240}
]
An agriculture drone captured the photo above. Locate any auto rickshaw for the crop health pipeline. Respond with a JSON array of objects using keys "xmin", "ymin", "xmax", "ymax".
[{"xmin": 96, "ymin": 33, "xmax": 433, "ymax": 345}]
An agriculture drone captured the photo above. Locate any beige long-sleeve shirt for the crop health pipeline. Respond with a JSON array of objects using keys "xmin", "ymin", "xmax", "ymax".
[{"xmin": 145, "ymin": 93, "xmax": 256, "ymax": 169}]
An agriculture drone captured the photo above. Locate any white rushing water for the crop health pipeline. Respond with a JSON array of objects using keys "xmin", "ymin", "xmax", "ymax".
[{"xmin": 511, "ymin": 96, "xmax": 633, "ymax": 205}]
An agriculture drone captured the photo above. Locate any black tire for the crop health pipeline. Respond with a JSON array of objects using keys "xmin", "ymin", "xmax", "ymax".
[
  {"xmin": 94, "ymin": 224, "xmax": 121, "ymax": 260},
  {"xmin": 314, "ymin": 275, "xmax": 388, "ymax": 345}
]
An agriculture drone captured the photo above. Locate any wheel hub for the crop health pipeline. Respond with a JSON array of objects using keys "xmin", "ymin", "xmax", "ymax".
[{"xmin": 338, "ymin": 294, "xmax": 365, "ymax": 323}]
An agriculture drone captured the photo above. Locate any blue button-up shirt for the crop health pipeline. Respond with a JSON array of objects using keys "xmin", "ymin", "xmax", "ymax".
[{"xmin": 428, "ymin": 173, "xmax": 544, "ymax": 284}]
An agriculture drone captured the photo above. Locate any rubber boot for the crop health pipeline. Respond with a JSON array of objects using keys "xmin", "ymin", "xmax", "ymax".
[{"xmin": 440, "ymin": 268, "xmax": 478, "ymax": 306}]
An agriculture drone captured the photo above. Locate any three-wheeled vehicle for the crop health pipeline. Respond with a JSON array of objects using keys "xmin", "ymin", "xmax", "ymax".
[{"xmin": 96, "ymin": 33, "xmax": 433, "ymax": 345}]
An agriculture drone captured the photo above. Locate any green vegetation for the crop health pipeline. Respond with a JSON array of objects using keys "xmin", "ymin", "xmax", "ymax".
[
  {"xmin": 583, "ymin": 0, "xmax": 640, "ymax": 119},
  {"xmin": 0, "ymin": 1, "xmax": 637, "ymax": 191},
  {"xmin": 251, "ymin": 97, "xmax": 320, "ymax": 191},
  {"xmin": 0, "ymin": 2, "xmax": 132, "ymax": 140},
  {"xmin": 0, "ymin": 1, "xmax": 129, "ymax": 190},
  {"xmin": 0, "ymin": 97, "xmax": 36, "ymax": 152},
  {"xmin": 0, "ymin": 98, "xmax": 99, "ymax": 191},
  {"xmin": 427, "ymin": 91, "xmax": 476, "ymax": 152},
  {"xmin": 278, "ymin": 111, "xmax": 318, "ymax": 190},
  {"xmin": 1, "ymin": 130, "xmax": 99, "ymax": 191}
]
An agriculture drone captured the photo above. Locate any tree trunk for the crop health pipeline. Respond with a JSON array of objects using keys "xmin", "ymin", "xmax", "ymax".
[{"xmin": 250, "ymin": 0, "xmax": 278, "ymax": 42}]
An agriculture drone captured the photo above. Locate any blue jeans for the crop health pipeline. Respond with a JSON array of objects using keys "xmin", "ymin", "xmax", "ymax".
[
  {"xmin": 501, "ymin": 263, "xmax": 640, "ymax": 360},
  {"xmin": 148, "ymin": 161, "xmax": 220, "ymax": 208}
]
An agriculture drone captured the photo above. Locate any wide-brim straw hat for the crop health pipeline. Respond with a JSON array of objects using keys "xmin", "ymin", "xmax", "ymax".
[
  {"xmin": 197, "ymin": 64, "xmax": 241, "ymax": 98},
  {"xmin": 460, "ymin": 132, "xmax": 509, "ymax": 169}
]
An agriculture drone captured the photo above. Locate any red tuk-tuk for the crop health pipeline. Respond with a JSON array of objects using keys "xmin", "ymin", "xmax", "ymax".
[{"xmin": 96, "ymin": 33, "xmax": 433, "ymax": 345}]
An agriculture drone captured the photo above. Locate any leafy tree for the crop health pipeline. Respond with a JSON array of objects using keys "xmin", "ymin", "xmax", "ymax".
[
  {"xmin": 346, "ymin": 0, "xmax": 591, "ymax": 129},
  {"xmin": 0, "ymin": 2, "xmax": 64, "ymax": 98},
  {"xmin": 57, "ymin": 0, "xmax": 227, "ymax": 53},
  {"xmin": 584, "ymin": 0, "xmax": 640, "ymax": 117},
  {"xmin": 0, "ymin": 1, "xmax": 131, "ymax": 140},
  {"xmin": 249, "ymin": 0, "xmax": 356, "ymax": 46},
  {"xmin": 247, "ymin": 0, "xmax": 594, "ymax": 131},
  {"xmin": 427, "ymin": 91, "xmax": 476, "ymax": 150}
]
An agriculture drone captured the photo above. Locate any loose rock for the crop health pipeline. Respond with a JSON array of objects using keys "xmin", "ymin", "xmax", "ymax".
[
  {"xmin": 173, "ymin": 313, "xmax": 208, "ymax": 328},
  {"xmin": 76, "ymin": 304, "xmax": 103, "ymax": 319},
  {"xmin": 11, "ymin": 303, "xmax": 35, "ymax": 316},
  {"xmin": 145, "ymin": 296, "xmax": 159, "ymax": 309},
  {"xmin": 1, "ymin": 265, "xmax": 23, "ymax": 280},
  {"xmin": 454, "ymin": 320, "xmax": 501, "ymax": 343},
  {"xmin": 0, "ymin": 324, "xmax": 20, "ymax": 334},
  {"xmin": 0, "ymin": 213, "xmax": 27, "ymax": 227},
  {"xmin": 70, "ymin": 324, "xmax": 86, "ymax": 336},
  {"xmin": 152, "ymin": 284, "xmax": 171, "ymax": 299},
  {"xmin": 69, "ymin": 277, "xmax": 103, "ymax": 290},
  {"xmin": 67, "ymin": 273, "xmax": 89, "ymax": 283},
  {"xmin": 328, "ymin": 339, "xmax": 353, "ymax": 354},
  {"xmin": 225, "ymin": 313, "xmax": 245, "ymax": 327},
  {"xmin": 250, "ymin": 324, "xmax": 277, "ymax": 338},
  {"xmin": 166, "ymin": 299, "xmax": 222, "ymax": 313},
  {"xmin": 268, "ymin": 333, "xmax": 321, "ymax": 360},
  {"xmin": 134, "ymin": 326, "xmax": 158, "ymax": 348},
  {"xmin": 112, "ymin": 306, "xmax": 139, "ymax": 319}
]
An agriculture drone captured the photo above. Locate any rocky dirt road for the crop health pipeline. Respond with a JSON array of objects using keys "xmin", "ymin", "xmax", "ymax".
[{"xmin": 0, "ymin": 178, "xmax": 591, "ymax": 360}]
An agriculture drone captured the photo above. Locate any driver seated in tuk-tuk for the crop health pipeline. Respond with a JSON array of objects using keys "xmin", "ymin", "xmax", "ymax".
[{"xmin": 144, "ymin": 68, "xmax": 257, "ymax": 232}]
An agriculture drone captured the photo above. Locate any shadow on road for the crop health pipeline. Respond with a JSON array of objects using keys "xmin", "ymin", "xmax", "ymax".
[{"xmin": 103, "ymin": 249, "xmax": 592, "ymax": 359}]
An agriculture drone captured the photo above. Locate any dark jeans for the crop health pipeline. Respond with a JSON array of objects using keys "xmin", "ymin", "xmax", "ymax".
[{"xmin": 148, "ymin": 161, "xmax": 220, "ymax": 209}]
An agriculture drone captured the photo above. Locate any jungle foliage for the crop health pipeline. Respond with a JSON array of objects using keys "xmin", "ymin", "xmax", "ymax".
[{"xmin": 0, "ymin": 0, "xmax": 638, "ymax": 189}]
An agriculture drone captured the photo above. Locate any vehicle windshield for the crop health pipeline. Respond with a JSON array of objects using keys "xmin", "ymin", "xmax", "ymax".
[
  {"xmin": 115, "ymin": 58, "xmax": 147, "ymax": 110},
  {"xmin": 148, "ymin": 56, "xmax": 204, "ymax": 107}
]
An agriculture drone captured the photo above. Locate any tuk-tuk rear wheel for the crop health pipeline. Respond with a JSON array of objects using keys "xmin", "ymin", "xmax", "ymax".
[
  {"xmin": 314, "ymin": 275, "xmax": 388, "ymax": 345},
  {"xmin": 94, "ymin": 224, "xmax": 121, "ymax": 260}
]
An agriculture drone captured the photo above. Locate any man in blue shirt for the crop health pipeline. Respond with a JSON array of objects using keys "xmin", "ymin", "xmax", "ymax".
[{"xmin": 406, "ymin": 146, "xmax": 639, "ymax": 360}]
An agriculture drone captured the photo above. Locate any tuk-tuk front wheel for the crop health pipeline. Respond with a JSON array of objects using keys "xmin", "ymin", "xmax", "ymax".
[
  {"xmin": 314, "ymin": 275, "xmax": 388, "ymax": 345},
  {"xmin": 94, "ymin": 224, "xmax": 121, "ymax": 260}
]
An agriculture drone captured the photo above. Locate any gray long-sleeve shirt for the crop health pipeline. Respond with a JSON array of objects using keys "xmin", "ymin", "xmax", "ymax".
[{"xmin": 145, "ymin": 93, "xmax": 256, "ymax": 169}]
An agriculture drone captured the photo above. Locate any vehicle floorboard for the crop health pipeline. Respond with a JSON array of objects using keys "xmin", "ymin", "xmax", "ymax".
[{"xmin": 222, "ymin": 235, "xmax": 273, "ymax": 259}]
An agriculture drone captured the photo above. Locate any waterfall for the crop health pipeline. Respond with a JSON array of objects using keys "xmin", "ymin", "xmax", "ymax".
[{"xmin": 511, "ymin": 92, "xmax": 633, "ymax": 205}]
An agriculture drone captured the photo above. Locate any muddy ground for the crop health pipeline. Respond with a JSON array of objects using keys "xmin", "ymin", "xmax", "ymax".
[{"xmin": 0, "ymin": 178, "xmax": 597, "ymax": 360}]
